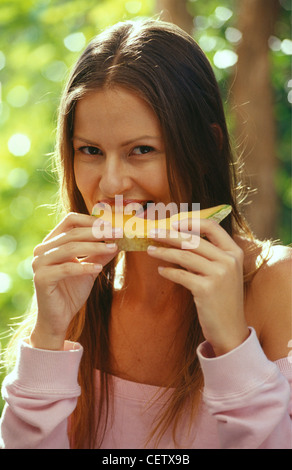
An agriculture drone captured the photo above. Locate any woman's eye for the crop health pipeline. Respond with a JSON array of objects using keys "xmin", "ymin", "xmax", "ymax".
[
  {"xmin": 132, "ymin": 146, "xmax": 154, "ymax": 155},
  {"xmin": 78, "ymin": 146, "xmax": 101, "ymax": 156}
]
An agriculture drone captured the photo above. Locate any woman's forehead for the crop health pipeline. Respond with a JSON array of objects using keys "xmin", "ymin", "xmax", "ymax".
[{"xmin": 74, "ymin": 87, "xmax": 162, "ymax": 141}]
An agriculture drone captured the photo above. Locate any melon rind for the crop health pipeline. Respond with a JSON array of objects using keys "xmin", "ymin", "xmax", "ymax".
[{"xmin": 206, "ymin": 204, "xmax": 232, "ymax": 223}]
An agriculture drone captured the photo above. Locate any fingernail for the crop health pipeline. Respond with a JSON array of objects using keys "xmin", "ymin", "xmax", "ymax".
[
  {"xmin": 181, "ymin": 239, "xmax": 200, "ymax": 250},
  {"xmin": 147, "ymin": 245, "xmax": 157, "ymax": 252},
  {"xmin": 149, "ymin": 228, "xmax": 166, "ymax": 238},
  {"xmin": 94, "ymin": 264, "xmax": 103, "ymax": 271},
  {"xmin": 171, "ymin": 221, "xmax": 179, "ymax": 229},
  {"xmin": 106, "ymin": 243, "xmax": 118, "ymax": 250}
]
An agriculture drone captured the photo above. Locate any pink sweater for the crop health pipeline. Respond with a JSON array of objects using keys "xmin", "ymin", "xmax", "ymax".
[{"xmin": 0, "ymin": 328, "xmax": 291, "ymax": 449}]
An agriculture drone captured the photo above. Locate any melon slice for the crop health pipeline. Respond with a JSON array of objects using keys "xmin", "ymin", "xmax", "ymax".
[{"xmin": 92, "ymin": 204, "xmax": 231, "ymax": 251}]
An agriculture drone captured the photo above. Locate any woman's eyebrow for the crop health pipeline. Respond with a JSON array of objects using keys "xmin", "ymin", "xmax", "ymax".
[
  {"xmin": 73, "ymin": 135, "xmax": 162, "ymax": 147},
  {"xmin": 120, "ymin": 135, "xmax": 162, "ymax": 146},
  {"xmin": 72, "ymin": 136, "xmax": 100, "ymax": 146}
]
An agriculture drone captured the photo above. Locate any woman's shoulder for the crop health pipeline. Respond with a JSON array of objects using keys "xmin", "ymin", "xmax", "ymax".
[
  {"xmin": 235, "ymin": 233, "xmax": 290, "ymax": 271},
  {"xmin": 237, "ymin": 235, "xmax": 291, "ymax": 361},
  {"xmin": 235, "ymin": 233, "xmax": 291, "ymax": 281},
  {"xmin": 250, "ymin": 241, "xmax": 291, "ymax": 290}
]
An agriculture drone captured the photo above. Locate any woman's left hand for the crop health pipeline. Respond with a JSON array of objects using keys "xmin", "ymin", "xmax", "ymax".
[{"xmin": 147, "ymin": 218, "xmax": 250, "ymax": 356}]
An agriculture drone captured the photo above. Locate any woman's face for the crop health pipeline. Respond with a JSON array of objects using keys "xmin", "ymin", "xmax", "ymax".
[{"xmin": 73, "ymin": 86, "xmax": 171, "ymax": 216}]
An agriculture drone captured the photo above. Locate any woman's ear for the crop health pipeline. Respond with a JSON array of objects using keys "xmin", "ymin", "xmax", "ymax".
[{"xmin": 211, "ymin": 123, "xmax": 223, "ymax": 151}]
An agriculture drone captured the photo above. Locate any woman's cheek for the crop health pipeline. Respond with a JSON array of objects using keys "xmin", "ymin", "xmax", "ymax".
[{"xmin": 74, "ymin": 161, "xmax": 99, "ymax": 203}]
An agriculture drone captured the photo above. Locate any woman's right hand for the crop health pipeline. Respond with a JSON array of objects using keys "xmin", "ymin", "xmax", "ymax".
[{"xmin": 30, "ymin": 212, "xmax": 120, "ymax": 350}]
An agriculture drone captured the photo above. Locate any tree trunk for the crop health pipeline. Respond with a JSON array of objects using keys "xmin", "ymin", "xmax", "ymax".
[
  {"xmin": 155, "ymin": 0, "xmax": 194, "ymax": 35},
  {"xmin": 231, "ymin": 0, "xmax": 279, "ymax": 240}
]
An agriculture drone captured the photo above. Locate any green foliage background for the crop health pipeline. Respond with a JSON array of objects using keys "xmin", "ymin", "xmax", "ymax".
[{"xmin": 0, "ymin": 0, "xmax": 291, "ymax": 411}]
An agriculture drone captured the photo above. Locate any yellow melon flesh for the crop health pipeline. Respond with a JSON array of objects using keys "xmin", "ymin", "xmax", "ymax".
[{"xmin": 92, "ymin": 204, "xmax": 231, "ymax": 251}]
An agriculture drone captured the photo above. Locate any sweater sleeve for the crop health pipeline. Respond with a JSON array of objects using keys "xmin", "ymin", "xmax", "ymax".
[
  {"xmin": 197, "ymin": 327, "xmax": 292, "ymax": 449},
  {"xmin": 0, "ymin": 339, "xmax": 83, "ymax": 449}
]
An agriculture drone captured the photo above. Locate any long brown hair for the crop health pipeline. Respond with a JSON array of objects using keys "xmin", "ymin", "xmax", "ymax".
[{"xmin": 5, "ymin": 18, "xmax": 270, "ymax": 448}]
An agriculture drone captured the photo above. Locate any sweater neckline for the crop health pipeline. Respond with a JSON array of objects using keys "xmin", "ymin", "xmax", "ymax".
[{"xmin": 94, "ymin": 369, "xmax": 174, "ymax": 404}]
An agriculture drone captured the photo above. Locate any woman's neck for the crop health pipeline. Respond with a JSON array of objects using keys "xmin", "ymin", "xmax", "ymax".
[
  {"xmin": 120, "ymin": 251, "xmax": 184, "ymax": 313},
  {"xmin": 109, "ymin": 251, "xmax": 190, "ymax": 385}
]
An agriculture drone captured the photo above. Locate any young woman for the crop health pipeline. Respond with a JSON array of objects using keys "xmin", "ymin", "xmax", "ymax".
[{"xmin": 0, "ymin": 19, "xmax": 291, "ymax": 449}]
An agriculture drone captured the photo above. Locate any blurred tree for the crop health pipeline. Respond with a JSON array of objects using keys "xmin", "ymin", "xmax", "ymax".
[
  {"xmin": 231, "ymin": 0, "xmax": 280, "ymax": 240},
  {"xmin": 155, "ymin": 0, "xmax": 194, "ymax": 34}
]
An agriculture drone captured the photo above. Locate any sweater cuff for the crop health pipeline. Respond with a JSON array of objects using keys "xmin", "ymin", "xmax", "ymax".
[
  {"xmin": 197, "ymin": 327, "xmax": 278, "ymax": 398},
  {"xmin": 7, "ymin": 339, "xmax": 83, "ymax": 396}
]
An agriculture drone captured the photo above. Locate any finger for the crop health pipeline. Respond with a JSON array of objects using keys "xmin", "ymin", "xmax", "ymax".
[
  {"xmin": 149, "ymin": 228, "xmax": 201, "ymax": 250},
  {"xmin": 34, "ymin": 261, "xmax": 103, "ymax": 286},
  {"xmin": 147, "ymin": 245, "xmax": 213, "ymax": 275},
  {"xmin": 36, "ymin": 225, "xmax": 122, "ymax": 256},
  {"xmin": 40, "ymin": 227, "xmax": 96, "ymax": 254},
  {"xmin": 32, "ymin": 241, "xmax": 118, "ymax": 269},
  {"xmin": 149, "ymin": 227, "xmax": 225, "ymax": 262},
  {"xmin": 174, "ymin": 217, "xmax": 241, "ymax": 254},
  {"xmin": 43, "ymin": 212, "xmax": 99, "ymax": 243},
  {"xmin": 157, "ymin": 265, "xmax": 203, "ymax": 294}
]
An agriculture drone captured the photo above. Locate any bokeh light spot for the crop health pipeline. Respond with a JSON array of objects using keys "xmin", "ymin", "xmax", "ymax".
[
  {"xmin": 0, "ymin": 273, "xmax": 12, "ymax": 293},
  {"xmin": 8, "ymin": 133, "xmax": 31, "ymax": 156},
  {"xmin": 64, "ymin": 32, "xmax": 86, "ymax": 52},
  {"xmin": 213, "ymin": 50, "xmax": 238, "ymax": 69}
]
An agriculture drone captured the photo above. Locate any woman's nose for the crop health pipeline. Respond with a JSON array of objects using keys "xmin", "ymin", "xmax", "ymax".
[{"xmin": 98, "ymin": 155, "xmax": 132, "ymax": 197}]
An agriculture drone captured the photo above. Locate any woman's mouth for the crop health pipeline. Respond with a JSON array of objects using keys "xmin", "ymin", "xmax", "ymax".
[{"xmin": 92, "ymin": 198, "xmax": 154, "ymax": 218}]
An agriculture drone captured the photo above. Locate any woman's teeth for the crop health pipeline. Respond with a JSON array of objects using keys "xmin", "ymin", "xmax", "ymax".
[{"xmin": 92, "ymin": 200, "xmax": 154, "ymax": 216}]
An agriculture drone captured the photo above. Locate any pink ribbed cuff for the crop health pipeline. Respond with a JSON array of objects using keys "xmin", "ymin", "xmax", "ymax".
[
  {"xmin": 197, "ymin": 327, "xmax": 279, "ymax": 398},
  {"xmin": 9, "ymin": 339, "xmax": 83, "ymax": 396}
]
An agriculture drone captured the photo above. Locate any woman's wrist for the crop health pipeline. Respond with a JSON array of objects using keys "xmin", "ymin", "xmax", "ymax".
[
  {"xmin": 29, "ymin": 326, "xmax": 66, "ymax": 351},
  {"xmin": 210, "ymin": 326, "xmax": 250, "ymax": 357}
]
